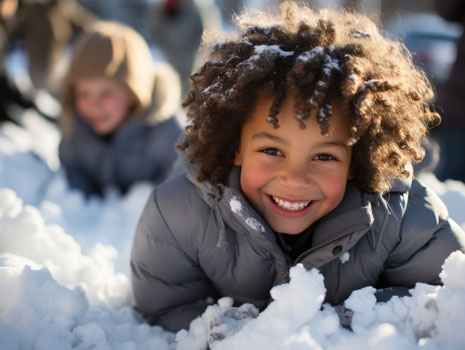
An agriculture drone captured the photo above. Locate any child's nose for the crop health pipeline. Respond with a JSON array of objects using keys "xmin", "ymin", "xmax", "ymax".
[
  {"xmin": 90, "ymin": 98, "xmax": 104, "ymax": 112},
  {"xmin": 279, "ymin": 164, "xmax": 312, "ymax": 189}
]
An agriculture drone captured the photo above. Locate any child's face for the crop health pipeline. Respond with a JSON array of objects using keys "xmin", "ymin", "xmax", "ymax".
[
  {"xmin": 74, "ymin": 78, "xmax": 136, "ymax": 135},
  {"xmin": 234, "ymin": 94, "xmax": 353, "ymax": 235}
]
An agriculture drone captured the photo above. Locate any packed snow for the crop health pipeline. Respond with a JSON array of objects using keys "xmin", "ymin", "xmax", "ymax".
[{"xmin": 1, "ymin": 111, "xmax": 465, "ymax": 349}]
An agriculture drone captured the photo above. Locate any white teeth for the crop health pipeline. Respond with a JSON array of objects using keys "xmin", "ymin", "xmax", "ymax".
[{"xmin": 272, "ymin": 196, "xmax": 311, "ymax": 211}]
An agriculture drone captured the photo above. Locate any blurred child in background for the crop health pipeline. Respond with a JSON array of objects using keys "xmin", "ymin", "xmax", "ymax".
[{"xmin": 59, "ymin": 21, "xmax": 182, "ymax": 196}]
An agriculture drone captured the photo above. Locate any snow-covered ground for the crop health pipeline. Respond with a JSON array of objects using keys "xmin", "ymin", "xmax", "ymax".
[{"xmin": 1, "ymin": 111, "xmax": 465, "ymax": 349}]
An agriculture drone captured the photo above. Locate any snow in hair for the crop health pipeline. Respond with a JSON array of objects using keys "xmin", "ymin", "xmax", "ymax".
[{"xmin": 180, "ymin": 0, "xmax": 439, "ymax": 194}]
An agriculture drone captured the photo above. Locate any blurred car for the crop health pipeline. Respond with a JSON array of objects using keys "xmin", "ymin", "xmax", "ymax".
[{"xmin": 384, "ymin": 13, "xmax": 462, "ymax": 87}]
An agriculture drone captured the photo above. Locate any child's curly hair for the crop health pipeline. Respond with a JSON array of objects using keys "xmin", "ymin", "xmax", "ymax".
[{"xmin": 179, "ymin": 1, "xmax": 439, "ymax": 193}]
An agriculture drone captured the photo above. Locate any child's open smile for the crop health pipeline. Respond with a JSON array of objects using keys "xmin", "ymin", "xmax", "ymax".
[
  {"xmin": 268, "ymin": 194, "xmax": 315, "ymax": 216},
  {"xmin": 234, "ymin": 93, "xmax": 353, "ymax": 235}
]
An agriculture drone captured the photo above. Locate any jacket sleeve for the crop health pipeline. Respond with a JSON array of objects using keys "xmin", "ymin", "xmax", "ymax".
[
  {"xmin": 381, "ymin": 180, "xmax": 465, "ymax": 287},
  {"xmin": 130, "ymin": 187, "xmax": 216, "ymax": 332}
]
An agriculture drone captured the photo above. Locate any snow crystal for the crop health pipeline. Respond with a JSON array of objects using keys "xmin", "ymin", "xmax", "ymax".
[
  {"xmin": 217, "ymin": 297, "xmax": 234, "ymax": 309},
  {"xmin": 202, "ymin": 81, "xmax": 221, "ymax": 94},
  {"xmin": 349, "ymin": 30, "xmax": 371, "ymax": 38},
  {"xmin": 347, "ymin": 137, "xmax": 358, "ymax": 145},
  {"xmin": 359, "ymin": 79, "xmax": 383, "ymax": 92},
  {"xmin": 296, "ymin": 47, "xmax": 324, "ymax": 62},
  {"xmin": 323, "ymin": 54, "xmax": 341, "ymax": 72},
  {"xmin": 229, "ymin": 196, "xmax": 242, "ymax": 214},
  {"xmin": 230, "ymin": 196, "xmax": 265, "ymax": 233},
  {"xmin": 245, "ymin": 217, "xmax": 265, "ymax": 232},
  {"xmin": 366, "ymin": 79, "xmax": 382, "ymax": 87},
  {"xmin": 348, "ymin": 74, "xmax": 358, "ymax": 82},
  {"xmin": 339, "ymin": 252, "xmax": 350, "ymax": 264},
  {"xmin": 307, "ymin": 97, "xmax": 317, "ymax": 107},
  {"xmin": 318, "ymin": 104, "xmax": 333, "ymax": 121},
  {"xmin": 254, "ymin": 45, "xmax": 294, "ymax": 57},
  {"xmin": 239, "ymin": 40, "xmax": 253, "ymax": 47},
  {"xmin": 186, "ymin": 119, "xmax": 196, "ymax": 129}
]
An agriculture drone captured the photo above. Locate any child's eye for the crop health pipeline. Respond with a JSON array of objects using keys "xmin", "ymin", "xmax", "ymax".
[
  {"xmin": 260, "ymin": 148, "xmax": 283, "ymax": 157},
  {"xmin": 314, "ymin": 153, "xmax": 337, "ymax": 161}
]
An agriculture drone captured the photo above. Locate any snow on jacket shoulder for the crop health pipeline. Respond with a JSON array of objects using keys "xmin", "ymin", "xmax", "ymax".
[{"xmin": 130, "ymin": 155, "xmax": 465, "ymax": 332}]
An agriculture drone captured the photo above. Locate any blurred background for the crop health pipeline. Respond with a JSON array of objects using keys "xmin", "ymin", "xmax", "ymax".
[
  {"xmin": 2, "ymin": 0, "xmax": 461, "ymax": 112},
  {"xmin": 74, "ymin": 0, "xmax": 462, "ymax": 91},
  {"xmin": 1, "ymin": 0, "xmax": 463, "ymax": 179}
]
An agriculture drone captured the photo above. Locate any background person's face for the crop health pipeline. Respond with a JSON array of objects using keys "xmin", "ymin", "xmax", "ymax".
[{"xmin": 74, "ymin": 78, "xmax": 135, "ymax": 135}]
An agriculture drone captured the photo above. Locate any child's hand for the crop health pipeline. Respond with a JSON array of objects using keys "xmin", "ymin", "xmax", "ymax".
[{"xmin": 206, "ymin": 298, "xmax": 259, "ymax": 348}]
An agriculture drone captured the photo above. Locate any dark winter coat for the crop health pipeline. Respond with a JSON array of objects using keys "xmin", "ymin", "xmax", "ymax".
[
  {"xmin": 433, "ymin": 0, "xmax": 465, "ymax": 129},
  {"xmin": 59, "ymin": 115, "xmax": 181, "ymax": 196},
  {"xmin": 130, "ymin": 151, "xmax": 465, "ymax": 332}
]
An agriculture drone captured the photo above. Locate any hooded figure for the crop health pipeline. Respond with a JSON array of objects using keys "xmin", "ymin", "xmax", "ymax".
[{"xmin": 59, "ymin": 21, "xmax": 182, "ymax": 196}]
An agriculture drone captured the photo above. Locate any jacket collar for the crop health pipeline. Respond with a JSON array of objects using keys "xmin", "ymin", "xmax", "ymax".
[
  {"xmin": 179, "ymin": 148, "xmax": 412, "ymax": 250},
  {"xmin": 312, "ymin": 181, "xmax": 374, "ymax": 249}
]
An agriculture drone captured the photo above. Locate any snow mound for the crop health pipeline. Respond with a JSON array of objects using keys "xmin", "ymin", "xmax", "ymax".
[
  {"xmin": 2, "ymin": 114, "xmax": 465, "ymax": 349},
  {"xmin": 177, "ymin": 254, "xmax": 465, "ymax": 350},
  {"xmin": 0, "ymin": 187, "xmax": 131, "ymax": 307},
  {"xmin": 1, "ymin": 184, "xmax": 465, "ymax": 349}
]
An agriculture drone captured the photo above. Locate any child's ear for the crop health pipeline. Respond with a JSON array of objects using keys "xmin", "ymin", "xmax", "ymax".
[{"xmin": 233, "ymin": 150, "xmax": 242, "ymax": 166}]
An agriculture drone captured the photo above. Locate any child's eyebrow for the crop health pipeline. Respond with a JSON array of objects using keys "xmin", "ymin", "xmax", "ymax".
[
  {"xmin": 252, "ymin": 132, "xmax": 289, "ymax": 145},
  {"xmin": 314, "ymin": 141, "xmax": 351, "ymax": 150},
  {"xmin": 252, "ymin": 133, "xmax": 350, "ymax": 150}
]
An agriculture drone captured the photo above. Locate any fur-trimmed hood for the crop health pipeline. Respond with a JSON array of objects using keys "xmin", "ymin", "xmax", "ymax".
[{"xmin": 60, "ymin": 20, "xmax": 180, "ymax": 138}]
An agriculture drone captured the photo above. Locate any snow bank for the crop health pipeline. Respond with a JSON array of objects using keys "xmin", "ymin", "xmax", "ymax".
[
  {"xmin": 174, "ymin": 253, "xmax": 465, "ymax": 350},
  {"xmin": 2, "ymin": 117, "xmax": 465, "ymax": 349},
  {"xmin": 0, "ymin": 188, "xmax": 130, "ymax": 307},
  {"xmin": 0, "ymin": 265, "xmax": 174, "ymax": 350}
]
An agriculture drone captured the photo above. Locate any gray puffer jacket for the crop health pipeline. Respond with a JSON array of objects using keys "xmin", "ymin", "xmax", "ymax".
[
  {"xmin": 131, "ymin": 152, "xmax": 465, "ymax": 332},
  {"xmin": 59, "ymin": 115, "xmax": 181, "ymax": 196}
]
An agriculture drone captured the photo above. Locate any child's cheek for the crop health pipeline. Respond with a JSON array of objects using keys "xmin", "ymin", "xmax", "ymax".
[
  {"xmin": 320, "ymin": 174, "xmax": 348, "ymax": 210},
  {"xmin": 240, "ymin": 163, "xmax": 273, "ymax": 199}
]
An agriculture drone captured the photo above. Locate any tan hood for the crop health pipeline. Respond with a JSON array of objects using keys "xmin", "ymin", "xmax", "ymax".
[{"xmin": 61, "ymin": 20, "xmax": 180, "ymax": 137}]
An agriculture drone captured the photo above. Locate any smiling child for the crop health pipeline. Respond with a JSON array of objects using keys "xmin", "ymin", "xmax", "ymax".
[{"xmin": 130, "ymin": 1, "xmax": 465, "ymax": 332}]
